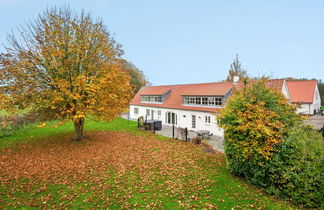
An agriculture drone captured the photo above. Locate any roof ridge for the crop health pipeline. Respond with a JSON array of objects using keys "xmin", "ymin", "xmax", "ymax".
[{"xmin": 145, "ymin": 81, "xmax": 232, "ymax": 87}]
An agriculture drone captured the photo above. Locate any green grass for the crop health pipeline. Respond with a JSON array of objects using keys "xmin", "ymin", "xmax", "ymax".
[
  {"xmin": 0, "ymin": 118, "xmax": 297, "ymax": 209},
  {"xmin": 0, "ymin": 110, "xmax": 8, "ymax": 116},
  {"xmin": 0, "ymin": 118, "xmax": 146, "ymax": 149}
]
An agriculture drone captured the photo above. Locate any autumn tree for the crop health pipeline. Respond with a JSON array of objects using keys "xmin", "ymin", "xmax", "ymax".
[
  {"xmin": 226, "ymin": 54, "xmax": 247, "ymax": 82},
  {"xmin": 119, "ymin": 59, "xmax": 148, "ymax": 94},
  {"xmin": 0, "ymin": 7, "xmax": 131, "ymax": 140}
]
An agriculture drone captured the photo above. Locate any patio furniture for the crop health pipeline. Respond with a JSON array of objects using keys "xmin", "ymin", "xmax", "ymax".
[{"xmin": 197, "ymin": 130, "xmax": 211, "ymax": 139}]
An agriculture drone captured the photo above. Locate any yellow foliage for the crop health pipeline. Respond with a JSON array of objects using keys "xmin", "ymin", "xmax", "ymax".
[
  {"xmin": 36, "ymin": 123, "xmax": 47, "ymax": 128},
  {"xmin": 0, "ymin": 8, "xmax": 132, "ymax": 140}
]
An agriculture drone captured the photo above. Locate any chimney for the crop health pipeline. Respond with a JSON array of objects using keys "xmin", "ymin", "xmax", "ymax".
[{"xmin": 233, "ymin": 76, "xmax": 240, "ymax": 84}]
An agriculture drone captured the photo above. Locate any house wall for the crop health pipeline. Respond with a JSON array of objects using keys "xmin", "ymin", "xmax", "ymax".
[
  {"xmin": 295, "ymin": 85, "xmax": 321, "ymax": 115},
  {"xmin": 129, "ymin": 105, "xmax": 224, "ymax": 136},
  {"xmin": 281, "ymin": 80, "xmax": 291, "ymax": 102},
  {"xmin": 296, "ymin": 104, "xmax": 313, "ymax": 115},
  {"xmin": 313, "ymin": 85, "xmax": 321, "ymax": 112}
]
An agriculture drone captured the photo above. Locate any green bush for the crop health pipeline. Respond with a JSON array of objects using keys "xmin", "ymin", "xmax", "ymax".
[
  {"xmin": 218, "ymin": 79, "xmax": 324, "ymax": 208},
  {"xmin": 267, "ymin": 124, "xmax": 324, "ymax": 207}
]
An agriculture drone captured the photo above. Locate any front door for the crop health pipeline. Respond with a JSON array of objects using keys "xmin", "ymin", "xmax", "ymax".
[{"xmin": 192, "ymin": 115, "xmax": 196, "ymax": 129}]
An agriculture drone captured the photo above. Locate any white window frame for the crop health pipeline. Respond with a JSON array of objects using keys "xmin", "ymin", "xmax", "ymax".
[{"xmin": 205, "ymin": 116, "xmax": 211, "ymax": 124}]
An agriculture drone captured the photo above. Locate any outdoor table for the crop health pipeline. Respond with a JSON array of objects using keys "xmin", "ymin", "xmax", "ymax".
[{"xmin": 198, "ymin": 130, "xmax": 210, "ymax": 139}]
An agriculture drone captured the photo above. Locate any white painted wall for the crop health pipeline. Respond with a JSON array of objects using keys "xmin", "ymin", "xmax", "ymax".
[
  {"xmin": 129, "ymin": 105, "xmax": 224, "ymax": 136},
  {"xmin": 313, "ymin": 85, "xmax": 321, "ymax": 112},
  {"xmin": 296, "ymin": 104, "xmax": 313, "ymax": 115},
  {"xmin": 281, "ymin": 80, "xmax": 291, "ymax": 102}
]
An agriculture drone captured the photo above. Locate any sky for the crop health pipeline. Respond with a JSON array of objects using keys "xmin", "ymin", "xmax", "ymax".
[{"xmin": 0, "ymin": 0, "xmax": 323, "ymax": 85}]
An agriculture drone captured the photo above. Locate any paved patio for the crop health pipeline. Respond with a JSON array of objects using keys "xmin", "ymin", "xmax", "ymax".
[
  {"xmin": 305, "ymin": 113, "xmax": 324, "ymax": 130},
  {"xmin": 155, "ymin": 124, "xmax": 224, "ymax": 152}
]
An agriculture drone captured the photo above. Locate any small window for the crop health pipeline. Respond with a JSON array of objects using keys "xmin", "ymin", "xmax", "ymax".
[
  {"xmin": 202, "ymin": 97, "xmax": 208, "ymax": 105},
  {"xmin": 196, "ymin": 97, "xmax": 201, "ymax": 104},
  {"xmin": 215, "ymin": 97, "xmax": 222, "ymax": 106},
  {"xmin": 208, "ymin": 97, "xmax": 215, "ymax": 105},
  {"xmin": 158, "ymin": 110, "xmax": 161, "ymax": 116},
  {"xmin": 192, "ymin": 115, "xmax": 196, "ymax": 128},
  {"xmin": 154, "ymin": 96, "xmax": 162, "ymax": 102},
  {"xmin": 134, "ymin": 108, "xmax": 139, "ymax": 115},
  {"xmin": 141, "ymin": 95, "xmax": 162, "ymax": 103},
  {"xmin": 205, "ymin": 116, "xmax": 211, "ymax": 124},
  {"xmin": 189, "ymin": 97, "xmax": 195, "ymax": 104},
  {"xmin": 146, "ymin": 109, "xmax": 150, "ymax": 116}
]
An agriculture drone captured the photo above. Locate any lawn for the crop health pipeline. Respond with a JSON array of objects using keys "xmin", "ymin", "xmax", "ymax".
[{"xmin": 0, "ymin": 118, "xmax": 295, "ymax": 209}]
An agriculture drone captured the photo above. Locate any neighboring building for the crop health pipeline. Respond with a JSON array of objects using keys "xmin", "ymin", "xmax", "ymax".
[
  {"xmin": 287, "ymin": 80, "xmax": 321, "ymax": 115},
  {"xmin": 129, "ymin": 79, "xmax": 320, "ymax": 137}
]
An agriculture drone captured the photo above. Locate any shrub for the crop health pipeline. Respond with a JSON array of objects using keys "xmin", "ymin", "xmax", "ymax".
[
  {"xmin": 218, "ymin": 79, "xmax": 324, "ymax": 207},
  {"xmin": 267, "ymin": 124, "xmax": 324, "ymax": 207}
]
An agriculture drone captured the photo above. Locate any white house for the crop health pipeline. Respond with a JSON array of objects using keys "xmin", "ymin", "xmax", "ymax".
[
  {"xmin": 286, "ymin": 80, "xmax": 321, "ymax": 115},
  {"xmin": 129, "ymin": 82, "xmax": 233, "ymax": 137},
  {"xmin": 129, "ymin": 79, "xmax": 321, "ymax": 137}
]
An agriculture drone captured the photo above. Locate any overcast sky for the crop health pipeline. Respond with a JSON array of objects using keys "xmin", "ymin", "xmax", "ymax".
[{"xmin": 0, "ymin": 0, "xmax": 323, "ymax": 85}]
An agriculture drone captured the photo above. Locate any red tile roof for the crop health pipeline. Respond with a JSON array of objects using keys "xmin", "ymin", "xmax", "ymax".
[
  {"xmin": 265, "ymin": 79, "xmax": 284, "ymax": 91},
  {"xmin": 182, "ymin": 82, "xmax": 233, "ymax": 96},
  {"xmin": 130, "ymin": 79, "xmax": 316, "ymax": 112},
  {"xmin": 286, "ymin": 80, "xmax": 317, "ymax": 104},
  {"xmin": 233, "ymin": 79, "xmax": 285, "ymax": 91},
  {"xmin": 130, "ymin": 82, "xmax": 233, "ymax": 112},
  {"xmin": 138, "ymin": 86, "xmax": 171, "ymax": 95}
]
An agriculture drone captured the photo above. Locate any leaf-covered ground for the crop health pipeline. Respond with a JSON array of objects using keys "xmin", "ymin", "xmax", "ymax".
[{"xmin": 0, "ymin": 120, "xmax": 295, "ymax": 209}]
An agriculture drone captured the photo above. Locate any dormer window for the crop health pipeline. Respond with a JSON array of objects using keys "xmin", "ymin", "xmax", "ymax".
[
  {"xmin": 183, "ymin": 96, "xmax": 223, "ymax": 106},
  {"xmin": 141, "ymin": 95, "xmax": 162, "ymax": 103}
]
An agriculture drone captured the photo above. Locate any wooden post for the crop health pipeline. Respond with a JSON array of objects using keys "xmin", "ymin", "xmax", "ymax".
[
  {"xmin": 172, "ymin": 124, "xmax": 175, "ymax": 139},
  {"xmin": 137, "ymin": 118, "xmax": 139, "ymax": 128},
  {"xmin": 153, "ymin": 121, "xmax": 156, "ymax": 133},
  {"xmin": 185, "ymin": 127, "xmax": 188, "ymax": 142}
]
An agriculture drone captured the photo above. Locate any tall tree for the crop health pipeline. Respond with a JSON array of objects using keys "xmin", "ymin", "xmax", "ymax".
[
  {"xmin": 0, "ymin": 7, "xmax": 131, "ymax": 140},
  {"xmin": 119, "ymin": 59, "xmax": 148, "ymax": 94},
  {"xmin": 226, "ymin": 54, "xmax": 247, "ymax": 82},
  {"xmin": 318, "ymin": 82, "xmax": 324, "ymax": 106}
]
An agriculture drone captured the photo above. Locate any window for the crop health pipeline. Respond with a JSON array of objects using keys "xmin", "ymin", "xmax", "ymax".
[
  {"xmin": 189, "ymin": 97, "xmax": 195, "ymax": 104},
  {"xmin": 215, "ymin": 97, "xmax": 222, "ymax": 105},
  {"xmin": 183, "ymin": 96, "xmax": 222, "ymax": 106},
  {"xmin": 154, "ymin": 96, "xmax": 162, "ymax": 102},
  {"xmin": 205, "ymin": 116, "xmax": 211, "ymax": 124},
  {"xmin": 158, "ymin": 110, "xmax": 161, "ymax": 116},
  {"xmin": 202, "ymin": 97, "xmax": 208, "ymax": 105},
  {"xmin": 208, "ymin": 97, "xmax": 215, "ymax": 105},
  {"xmin": 192, "ymin": 115, "xmax": 196, "ymax": 128},
  {"xmin": 134, "ymin": 108, "xmax": 139, "ymax": 115},
  {"xmin": 146, "ymin": 109, "xmax": 150, "ymax": 116},
  {"xmin": 184, "ymin": 97, "xmax": 189, "ymax": 104},
  {"xmin": 141, "ymin": 95, "xmax": 162, "ymax": 103},
  {"xmin": 166, "ymin": 112, "xmax": 177, "ymax": 125}
]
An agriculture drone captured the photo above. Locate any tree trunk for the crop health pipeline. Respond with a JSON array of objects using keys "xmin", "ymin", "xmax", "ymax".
[{"xmin": 73, "ymin": 118, "xmax": 85, "ymax": 141}]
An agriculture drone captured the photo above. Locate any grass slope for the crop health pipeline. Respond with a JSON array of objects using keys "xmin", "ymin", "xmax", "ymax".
[{"xmin": 0, "ymin": 118, "xmax": 295, "ymax": 209}]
